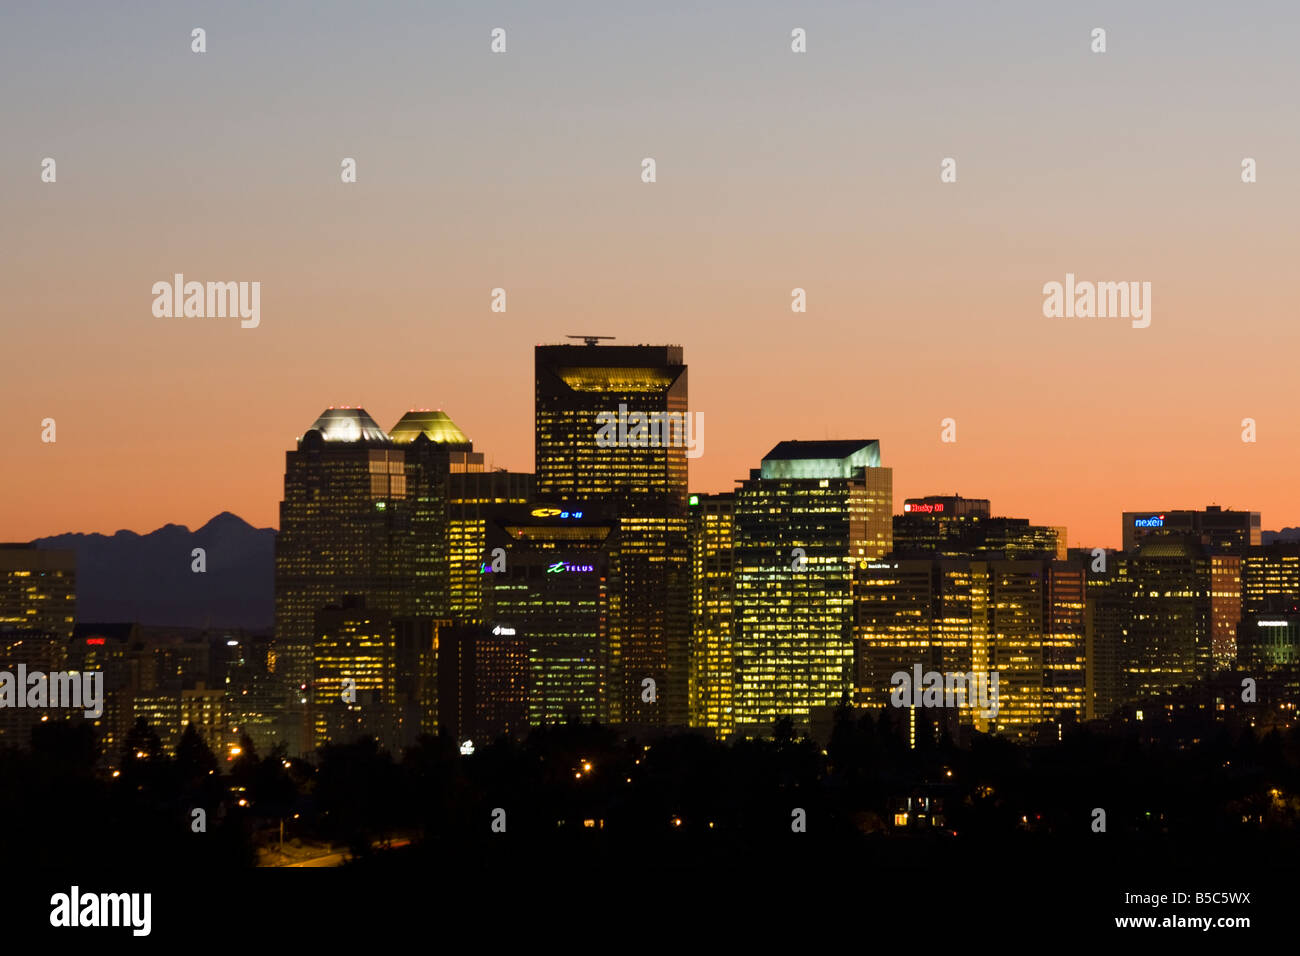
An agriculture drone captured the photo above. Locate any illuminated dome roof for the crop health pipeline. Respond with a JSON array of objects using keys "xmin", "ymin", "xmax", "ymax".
[
  {"xmin": 306, "ymin": 407, "xmax": 391, "ymax": 443},
  {"xmin": 388, "ymin": 409, "xmax": 471, "ymax": 447}
]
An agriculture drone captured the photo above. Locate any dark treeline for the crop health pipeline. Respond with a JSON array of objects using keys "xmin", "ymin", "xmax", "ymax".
[{"xmin": 3, "ymin": 706, "xmax": 1298, "ymax": 875}]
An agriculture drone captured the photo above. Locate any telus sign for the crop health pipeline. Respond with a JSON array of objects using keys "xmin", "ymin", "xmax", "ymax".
[
  {"xmin": 1133, "ymin": 514, "xmax": 1166, "ymax": 528},
  {"xmin": 547, "ymin": 562, "xmax": 595, "ymax": 573}
]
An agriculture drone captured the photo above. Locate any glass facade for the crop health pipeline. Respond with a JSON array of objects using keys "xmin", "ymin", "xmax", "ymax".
[{"xmin": 733, "ymin": 441, "xmax": 892, "ymax": 736}]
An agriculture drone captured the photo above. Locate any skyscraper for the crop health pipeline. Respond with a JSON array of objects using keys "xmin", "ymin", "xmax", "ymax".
[
  {"xmin": 535, "ymin": 342, "xmax": 691, "ymax": 727},
  {"xmin": 893, "ymin": 496, "xmax": 1062, "ymax": 559},
  {"xmin": 1122, "ymin": 506, "xmax": 1261, "ymax": 553},
  {"xmin": 483, "ymin": 505, "xmax": 615, "ymax": 726},
  {"xmin": 388, "ymin": 409, "xmax": 482, "ymax": 622},
  {"xmin": 447, "ymin": 470, "xmax": 534, "ymax": 625},
  {"xmin": 437, "ymin": 621, "xmax": 528, "ymax": 745},
  {"xmin": 312, "ymin": 597, "xmax": 398, "ymax": 750},
  {"xmin": 1241, "ymin": 543, "xmax": 1300, "ymax": 615},
  {"xmin": 535, "ymin": 343, "xmax": 688, "ymax": 513},
  {"xmin": 1121, "ymin": 535, "xmax": 1214, "ymax": 702},
  {"xmin": 0, "ymin": 544, "xmax": 76, "ymax": 641},
  {"xmin": 733, "ymin": 440, "xmax": 892, "ymax": 736},
  {"xmin": 688, "ymin": 492, "xmax": 735, "ymax": 739},
  {"xmin": 274, "ymin": 408, "xmax": 420, "ymax": 753},
  {"xmin": 855, "ymin": 556, "xmax": 1086, "ymax": 741},
  {"xmin": 1211, "ymin": 554, "xmax": 1242, "ymax": 668}
]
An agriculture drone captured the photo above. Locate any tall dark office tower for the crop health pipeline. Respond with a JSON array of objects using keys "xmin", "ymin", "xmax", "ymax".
[
  {"xmin": 535, "ymin": 343, "xmax": 688, "ymax": 512},
  {"xmin": 688, "ymin": 492, "xmax": 735, "ymax": 738},
  {"xmin": 437, "ymin": 622, "xmax": 529, "ymax": 746},
  {"xmin": 482, "ymin": 505, "xmax": 616, "ymax": 726},
  {"xmin": 274, "ymin": 408, "xmax": 419, "ymax": 754},
  {"xmin": 1075, "ymin": 548, "xmax": 1128, "ymax": 719},
  {"xmin": 734, "ymin": 440, "xmax": 893, "ymax": 736},
  {"xmin": 534, "ymin": 342, "xmax": 690, "ymax": 727},
  {"xmin": 1122, "ymin": 505, "xmax": 1261, "ymax": 553},
  {"xmin": 70, "ymin": 623, "xmax": 136, "ymax": 765},
  {"xmin": 222, "ymin": 633, "xmax": 293, "ymax": 759},
  {"xmin": 1122, "ymin": 535, "xmax": 1214, "ymax": 702}
]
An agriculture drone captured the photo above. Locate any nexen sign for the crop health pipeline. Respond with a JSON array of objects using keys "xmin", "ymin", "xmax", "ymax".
[{"xmin": 1133, "ymin": 515, "xmax": 1166, "ymax": 528}]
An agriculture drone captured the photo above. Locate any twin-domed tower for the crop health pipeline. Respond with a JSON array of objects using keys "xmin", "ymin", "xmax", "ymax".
[{"xmin": 272, "ymin": 406, "xmax": 480, "ymax": 754}]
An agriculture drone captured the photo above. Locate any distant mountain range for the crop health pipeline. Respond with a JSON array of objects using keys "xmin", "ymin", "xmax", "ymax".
[
  {"xmin": 33, "ymin": 512, "xmax": 274, "ymax": 630},
  {"xmin": 1262, "ymin": 528, "xmax": 1300, "ymax": 545}
]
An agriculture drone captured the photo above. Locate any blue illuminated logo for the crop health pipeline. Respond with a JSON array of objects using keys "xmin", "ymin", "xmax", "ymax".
[
  {"xmin": 531, "ymin": 508, "xmax": 584, "ymax": 519},
  {"xmin": 1133, "ymin": 514, "xmax": 1166, "ymax": 528}
]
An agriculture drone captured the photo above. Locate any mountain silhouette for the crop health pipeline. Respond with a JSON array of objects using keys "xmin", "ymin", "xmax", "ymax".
[
  {"xmin": 32, "ymin": 512, "xmax": 274, "ymax": 629},
  {"xmin": 1262, "ymin": 528, "xmax": 1300, "ymax": 545}
]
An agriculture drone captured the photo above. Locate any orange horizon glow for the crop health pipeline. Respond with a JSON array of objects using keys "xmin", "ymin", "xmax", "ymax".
[{"xmin": 4, "ymin": 4, "xmax": 1298, "ymax": 548}]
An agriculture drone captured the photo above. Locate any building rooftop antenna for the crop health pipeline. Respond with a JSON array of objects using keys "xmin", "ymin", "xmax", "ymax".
[{"xmin": 566, "ymin": 335, "xmax": 616, "ymax": 346}]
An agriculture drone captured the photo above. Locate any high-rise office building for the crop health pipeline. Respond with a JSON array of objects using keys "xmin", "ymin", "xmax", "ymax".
[
  {"xmin": 180, "ymin": 682, "xmax": 227, "ymax": 756},
  {"xmin": 688, "ymin": 492, "xmax": 735, "ymax": 739},
  {"xmin": 437, "ymin": 623, "xmax": 529, "ymax": 745},
  {"xmin": 1033, "ymin": 559, "xmax": 1088, "ymax": 731},
  {"xmin": 447, "ymin": 470, "xmax": 534, "ymax": 625},
  {"xmin": 70, "ymin": 623, "xmax": 136, "ymax": 765},
  {"xmin": 733, "ymin": 440, "xmax": 892, "ymax": 736},
  {"xmin": 0, "ymin": 544, "xmax": 76, "ymax": 641},
  {"xmin": 1121, "ymin": 535, "xmax": 1214, "ymax": 702},
  {"xmin": 0, "ymin": 629, "xmax": 69, "ymax": 746},
  {"xmin": 854, "ymin": 556, "xmax": 1086, "ymax": 740},
  {"xmin": 222, "ymin": 633, "xmax": 294, "ymax": 759},
  {"xmin": 893, "ymin": 496, "xmax": 1062, "ymax": 559},
  {"xmin": 275, "ymin": 408, "xmax": 420, "ymax": 753},
  {"xmin": 535, "ymin": 343, "xmax": 688, "ymax": 513},
  {"xmin": 1241, "ymin": 543, "xmax": 1300, "ymax": 615},
  {"xmin": 483, "ymin": 505, "xmax": 615, "ymax": 726},
  {"xmin": 1211, "ymin": 554, "xmax": 1242, "ymax": 668},
  {"xmin": 1075, "ymin": 548, "xmax": 1126, "ymax": 720},
  {"xmin": 853, "ymin": 558, "xmax": 951, "ymax": 745},
  {"xmin": 393, "ymin": 616, "xmax": 440, "ymax": 748},
  {"xmin": 535, "ymin": 342, "xmax": 690, "ymax": 727},
  {"xmin": 388, "ymin": 409, "xmax": 481, "ymax": 622},
  {"xmin": 1122, "ymin": 506, "xmax": 1261, "ymax": 553},
  {"xmin": 311, "ymin": 597, "xmax": 398, "ymax": 750},
  {"xmin": 1238, "ymin": 612, "xmax": 1300, "ymax": 700}
]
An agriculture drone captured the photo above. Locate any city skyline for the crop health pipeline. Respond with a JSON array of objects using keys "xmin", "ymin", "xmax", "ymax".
[{"xmin": 5, "ymin": 0, "xmax": 1297, "ymax": 937}]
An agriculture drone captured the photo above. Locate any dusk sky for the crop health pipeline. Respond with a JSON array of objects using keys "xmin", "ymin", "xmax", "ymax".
[{"xmin": 4, "ymin": 0, "xmax": 1299, "ymax": 546}]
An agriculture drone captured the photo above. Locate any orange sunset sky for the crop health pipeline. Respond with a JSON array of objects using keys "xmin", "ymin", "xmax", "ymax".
[{"xmin": 3, "ymin": 1, "xmax": 1299, "ymax": 546}]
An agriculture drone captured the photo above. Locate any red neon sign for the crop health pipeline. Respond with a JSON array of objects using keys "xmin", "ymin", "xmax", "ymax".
[{"xmin": 86, "ymin": 638, "xmax": 105, "ymax": 645}]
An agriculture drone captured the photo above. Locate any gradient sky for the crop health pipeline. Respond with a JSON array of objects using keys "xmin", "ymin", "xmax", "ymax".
[{"xmin": 3, "ymin": 0, "xmax": 1299, "ymax": 546}]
